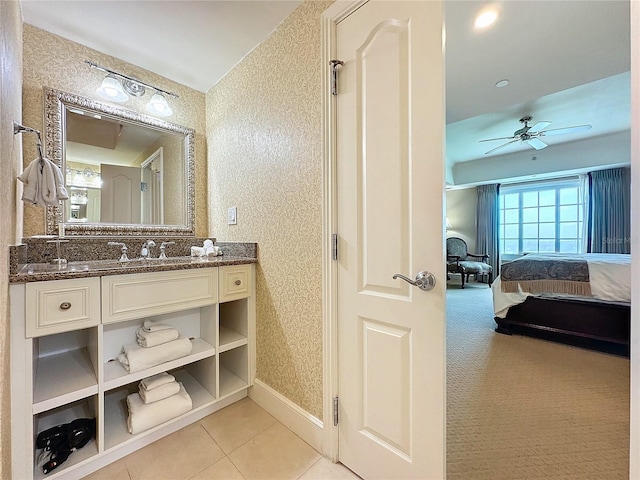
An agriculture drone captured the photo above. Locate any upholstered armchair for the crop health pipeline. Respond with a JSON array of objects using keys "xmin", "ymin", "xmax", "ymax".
[{"xmin": 446, "ymin": 237, "xmax": 493, "ymax": 288}]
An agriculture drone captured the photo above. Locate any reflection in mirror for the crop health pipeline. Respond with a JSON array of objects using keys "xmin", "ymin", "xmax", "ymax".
[{"xmin": 44, "ymin": 87, "xmax": 195, "ymax": 236}]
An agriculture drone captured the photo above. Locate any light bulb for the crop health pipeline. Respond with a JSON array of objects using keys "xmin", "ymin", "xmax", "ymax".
[
  {"xmin": 146, "ymin": 93, "xmax": 173, "ymax": 117},
  {"xmin": 97, "ymin": 75, "xmax": 128, "ymax": 102}
]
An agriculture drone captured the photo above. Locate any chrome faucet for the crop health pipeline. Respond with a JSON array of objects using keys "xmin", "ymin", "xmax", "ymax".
[
  {"xmin": 159, "ymin": 241, "xmax": 176, "ymax": 259},
  {"xmin": 108, "ymin": 242, "xmax": 129, "ymax": 262},
  {"xmin": 140, "ymin": 240, "xmax": 156, "ymax": 259}
]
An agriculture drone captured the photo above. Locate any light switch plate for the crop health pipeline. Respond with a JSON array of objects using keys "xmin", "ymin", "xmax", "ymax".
[{"xmin": 228, "ymin": 207, "xmax": 237, "ymax": 225}]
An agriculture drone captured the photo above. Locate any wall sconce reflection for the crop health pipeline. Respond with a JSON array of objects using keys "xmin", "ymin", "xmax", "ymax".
[{"xmin": 67, "ymin": 167, "xmax": 102, "ymax": 188}]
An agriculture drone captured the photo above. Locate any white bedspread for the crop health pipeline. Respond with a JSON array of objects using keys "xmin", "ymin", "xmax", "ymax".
[{"xmin": 492, "ymin": 253, "xmax": 630, "ymax": 318}]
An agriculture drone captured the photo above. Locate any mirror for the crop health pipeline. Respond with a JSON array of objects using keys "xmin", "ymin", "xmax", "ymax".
[{"xmin": 44, "ymin": 87, "xmax": 195, "ymax": 236}]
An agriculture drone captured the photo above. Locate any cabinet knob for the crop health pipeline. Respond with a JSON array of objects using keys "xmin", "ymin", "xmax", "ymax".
[
  {"xmin": 59, "ymin": 301, "xmax": 72, "ymax": 310},
  {"xmin": 235, "ymin": 279, "xmax": 242, "ymax": 286}
]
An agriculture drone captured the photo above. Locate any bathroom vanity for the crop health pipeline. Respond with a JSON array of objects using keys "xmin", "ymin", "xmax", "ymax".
[{"xmin": 9, "ymin": 253, "xmax": 256, "ymax": 479}]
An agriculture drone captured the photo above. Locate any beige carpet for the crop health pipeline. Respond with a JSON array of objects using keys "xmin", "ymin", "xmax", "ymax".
[{"xmin": 446, "ymin": 281, "xmax": 629, "ymax": 480}]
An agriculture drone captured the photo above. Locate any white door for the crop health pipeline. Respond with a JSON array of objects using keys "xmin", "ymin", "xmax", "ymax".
[
  {"xmin": 100, "ymin": 164, "xmax": 141, "ymax": 223},
  {"xmin": 336, "ymin": 1, "xmax": 446, "ymax": 479}
]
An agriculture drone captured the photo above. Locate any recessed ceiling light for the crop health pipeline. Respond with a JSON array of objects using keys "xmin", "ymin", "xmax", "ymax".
[
  {"xmin": 495, "ymin": 79, "xmax": 509, "ymax": 88},
  {"xmin": 474, "ymin": 8, "xmax": 499, "ymax": 30}
]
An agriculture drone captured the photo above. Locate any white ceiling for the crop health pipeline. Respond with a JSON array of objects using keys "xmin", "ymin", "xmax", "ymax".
[
  {"xmin": 20, "ymin": 0, "xmax": 303, "ymax": 92},
  {"xmin": 20, "ymin": 0, "xmax": 631, "ymax": 168},
  {"xmin": 445, "ymin": 0, "xmax": 630, "ymax": 165}
]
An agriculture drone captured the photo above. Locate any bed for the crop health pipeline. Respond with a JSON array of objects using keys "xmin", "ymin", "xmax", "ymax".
[{"xmin": 492, "ymin": 253, "xmax": 631, "ymax": 353}]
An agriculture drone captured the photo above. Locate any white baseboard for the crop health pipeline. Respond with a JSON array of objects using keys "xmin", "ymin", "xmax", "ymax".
[{"xmin": 249, "ymin": 379, "xmax": 324, "ymax": 453}]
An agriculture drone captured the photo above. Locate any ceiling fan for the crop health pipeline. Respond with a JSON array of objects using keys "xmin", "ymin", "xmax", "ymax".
[{"xmin": 479, "ymin": 116, "xmax": 592, "ymax": 155}]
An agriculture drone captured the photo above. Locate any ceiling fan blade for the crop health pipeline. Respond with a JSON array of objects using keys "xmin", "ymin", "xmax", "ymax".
[
  {"xmin": 526, "ymin": 137, "xmax": 548, "ymax": 150},
  {"xmin": 484, "ymin": 139, "xmax": 520, "ymax": 155},
  {"xmin": 478, "ymin": 136, "xmax": 516, "ymax": 143},
  {"xmin": 539, "ymin": 124, "xmax": 592, "ymax": 137},
  {"xmin": 527, "ymin": 121, "xmax": 551, "ymax": 134}
]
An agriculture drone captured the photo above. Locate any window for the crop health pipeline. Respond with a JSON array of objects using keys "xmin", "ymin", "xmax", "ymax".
[{"xmin": 499, "ymin": 179, "xmax": 584, "ymax": 257}]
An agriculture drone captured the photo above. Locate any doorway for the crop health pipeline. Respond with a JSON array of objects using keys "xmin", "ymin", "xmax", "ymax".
[
  {"xmin": 443, "ymin": 1, "xmax": 633, "ymax": 478},
  {"xmin": 322, "ymin": 0, "xmax": 639, "ymax": 479}
]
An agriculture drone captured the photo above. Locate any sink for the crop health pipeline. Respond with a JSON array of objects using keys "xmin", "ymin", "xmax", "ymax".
[
  {"xmin": 18, "ymin": 256, "xmax": 201, "ymax": 275},
  {"xmin": 15, "ymin": 254, "xmax": 232, "ymax": 277}
]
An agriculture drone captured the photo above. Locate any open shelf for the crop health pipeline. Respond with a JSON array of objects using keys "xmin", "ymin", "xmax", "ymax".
[
  {"xmin": 219, "ymin": 326, "xmax": 247, "ymax": 353},
  {"xmin": 34, "ymin": 398, "xmax": 98, "ymax": 480},
  {"xmin": 103, "ymin": 368, "xmax": 215, "ymax": 451},
  {"xmin": 34, "ymin": 348, "xmax": 98, "ymax": 414},
  {"xmin": 103, "ymin": 338, "xmax": 215, "ymax": 391},
  {"xmin": 219, "ymin": 365, "xmax": 248, "ymax": 398}
]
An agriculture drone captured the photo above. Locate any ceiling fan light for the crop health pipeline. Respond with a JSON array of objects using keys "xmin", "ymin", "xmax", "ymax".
[
  {"xmin": 146, "ymin": 93, "xmax": 173, "ymax": 117},
  {"xmin": 97, "ymin": 75, "xmax": 128, "ymax": 102},
  {"xmin": 474, "ymin": 9, "xmax": 499, "ymax": 30}
]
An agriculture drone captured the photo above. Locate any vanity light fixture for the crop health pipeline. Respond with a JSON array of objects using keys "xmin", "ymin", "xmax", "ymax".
[
  {"xmin": 146, "ymin": 93, "xmax": 173, "ymax": 117},
  {"xmin": 97, "ymin": 74, "xmax": 129, "ymax": 102},
  {"xmin": 85, "ymin": 60, "xmax": 179, "ymax": 116}
]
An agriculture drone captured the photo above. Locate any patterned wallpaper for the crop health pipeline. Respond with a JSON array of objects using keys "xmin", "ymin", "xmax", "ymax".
[
  {"xmin": 1, "ymin": 2, "xmax": 23, "ymax": 475},
  {"xmin": 21, "ymin": 24, "xmax": 208, "ymax": 237},
  {"xmin": 206, "ymin": 0, "xmax": 332, "ymax": 419}
]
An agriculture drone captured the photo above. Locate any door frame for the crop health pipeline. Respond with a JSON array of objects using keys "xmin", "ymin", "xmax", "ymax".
[
  {"xmin": 630, "ymin": 2, "xmax": 639, "ymax": 477},
  {"xmin": 320, "ymin": 0, "xmax": 369, "ymax": 462},
  {"xmin": 322, "ymin": 0, "xmax": 640, "ymax": 474}
]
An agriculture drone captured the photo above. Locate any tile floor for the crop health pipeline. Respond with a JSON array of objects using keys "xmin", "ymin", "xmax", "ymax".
[{"xmin": 85, "ymin": 397, "xmax": 360, "ymax": 480}]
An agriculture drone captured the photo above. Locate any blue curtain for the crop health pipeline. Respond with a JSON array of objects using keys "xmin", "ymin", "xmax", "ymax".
[
  {"xmin": 476, "ymin": 184, "xmax": 500, "ymax": 276},
  {"xmin": 590, "ymin": 167, "xmax": 631, "ymax": 253}
]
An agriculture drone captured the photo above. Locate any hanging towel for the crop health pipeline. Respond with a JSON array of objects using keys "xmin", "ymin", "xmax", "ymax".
[
  {"xmin": 142, "ymin": 320, "xmax": 175, "ymax": 333},
  {"xmin": 18, "ymin": 159, "xmax": 40, "ymax": 205},
  {"xmin": 117, "ymin": 336, "xmax": 193, "ymax": 373},
  {"xmin": 139, "ymin": 372, "xmax": 176, "ymax": 391},
  {"xmin": 126, "ymin": 383, "xmax": 192, "ymax": 434},
  {"xmin": 139, "ymin": 380, "xmax": 181, "ymax": 404},
  {"xmin": 136, "ymin": 327, "xmax": 179, "ymax": 348},
  {"xmin": 17, "ymin": 157, "xmax": 68, "ymax": 207}
]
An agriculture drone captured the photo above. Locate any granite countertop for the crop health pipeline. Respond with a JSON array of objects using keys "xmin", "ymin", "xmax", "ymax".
[
  {"xmin": 9, "ymin": 238, "xmax": 257, "ymax": 283},
  {"xmin": 10, "ymin": 256, "xmax": 257, "ymax": 283}
]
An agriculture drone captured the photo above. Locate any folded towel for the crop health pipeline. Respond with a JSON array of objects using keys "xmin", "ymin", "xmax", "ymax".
[
  {"xmin": 117, "ymin": 336, "xmax": 193, "ymax": 373},
  {"xmin": 127, "ymin": 383, "xmax": 192, "ymax": 434},
  {"xmin": 139, "ymin": 380, "xmax": 181, "ymax": 404},
  {"xmin": 136, "ymin": 327, "xmax": 179, "ymax": 347},
  {"xmin": 139, "ymin": 372, "xmax": 176, "ymax": 391},
  {"xmin": 142, "ymin": 320, "xmax": 174, "ymax": 332},
  {"xmin": 18, "ymin": 157, "xmax": 68, "ymax": 207}
]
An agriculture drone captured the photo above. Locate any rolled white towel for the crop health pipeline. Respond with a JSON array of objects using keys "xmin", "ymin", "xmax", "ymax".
[
  {"xmin": 203, "ymin": 239, "xmax": 214, "ymax": 250},
  {"xmin": 139, "ymin": 380, "xmax": 181, "ymax": 404},
  {"xmin": 127, "ymin": 383, "xmax": 192, "ymax": 434},
  {"xmin": 139, "ymin": 372, "xmax": 175, "ymax": 391},
  {"xmin": 191, "ymin": 246, "xmax": 205, "ymax": 257},
  {"xmin": 136, "ymin": 327, "xmax": 179, "ymax": 347},
  {"xmin": 117, "ymin": 336, "xmax": 193, "ymax": 373},
  {"xmin": 142, "ymin": 320, "xmax": 174, "ymax": 333}
]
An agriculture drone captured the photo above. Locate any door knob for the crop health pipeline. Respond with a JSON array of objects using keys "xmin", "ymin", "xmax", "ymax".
[{"xmin": 392, "ymin": 271, "xmax": 436, "ymax": 291}]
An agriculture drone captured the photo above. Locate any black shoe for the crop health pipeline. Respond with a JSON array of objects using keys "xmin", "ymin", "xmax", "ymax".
[
  {"xmin": 36, "ymin": 425, "xmax": 67, "ymax": 451},
  {"xmin": 67, "ymin": 418, "xmax": 96, "ymax": 450},
  {"xmin": 42, "ymin": 447, "xmax": 72, "ymax": 475}
]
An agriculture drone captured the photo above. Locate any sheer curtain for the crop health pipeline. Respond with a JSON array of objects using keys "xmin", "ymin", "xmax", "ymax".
[
  {"xmin": 579, "ymin": 173, "xmax": 591, "ymax": 252},
  {"xmin": 476, "ymin": 184, "xmax": 500, "ymax": 276},
  {"xmin": 590, "ymin": 167, "xmax": 631, "ymax": 253}
]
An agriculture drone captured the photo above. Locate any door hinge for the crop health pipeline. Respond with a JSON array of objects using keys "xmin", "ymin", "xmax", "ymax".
[
  {"xmin": 332, "ymin": 233, "xmax": 338, "ymax": 261},
  {"xmin": 329, "ymin": 59, "xmax": 344, "ymax": 96},
  {"xmin": 333, "ymin": 396, "xmax": 339, "ymax": 426}
]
